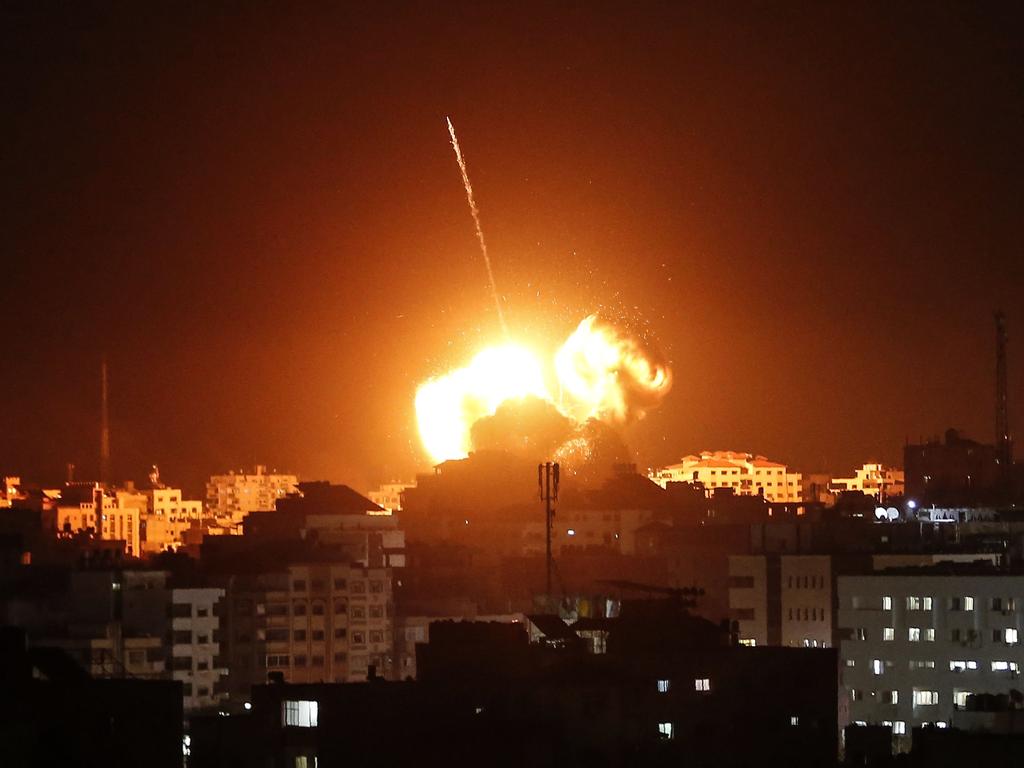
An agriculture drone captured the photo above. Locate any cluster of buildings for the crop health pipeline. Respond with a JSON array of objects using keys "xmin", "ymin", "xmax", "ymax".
[{"xmin": 2, "ymin": 426, "xmax": 1024, "ymax": 765}]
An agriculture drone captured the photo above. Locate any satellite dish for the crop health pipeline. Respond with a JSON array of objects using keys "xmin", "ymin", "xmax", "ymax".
[
  {"xmin": 886, "ymin": 507, "xmax": 899, "ymax": 521},
  {"xmin": 874, "ymin": 507, "xmax": 888, "ymax": 521}
]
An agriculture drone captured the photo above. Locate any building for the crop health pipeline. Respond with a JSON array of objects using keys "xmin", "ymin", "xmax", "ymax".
[
  {"xmin": 206, "ymin": 465, "xmax": 299, "ymax": 526},
  {"xmin": 56, "ymin": 484, "xmax": 141, "ymax": 557},
  {"xmin": 221, "ymin": 562, "xmax": 396, "ymax": 708},
  {"xmin": 837, "ymin": 564, "xmax": 1024, "ymax": 751},
  {"xmin": 904, "ymin": 429, "xmax": 1004, "ymax": 506},
  {"xmin": 650, "ymin": 450, "xmax": 803, "ymax": 503},
  {"xmin": 170, "ymin": 587, "xmax": 227, "ymax": 713},
  {"xmin": 729, "ymin": 555, "xmax": 834, "ymax": 648},
  {"xmin": 366, "ymin": 482, "xmax": 413, "ymax": 514},
  {"xmin": 117, "ymin": 485, "xmax": 205, "ymax": 555},
  {"xmin": 830, "ymin": 463, "xmax": 905, "ymax": 501}
]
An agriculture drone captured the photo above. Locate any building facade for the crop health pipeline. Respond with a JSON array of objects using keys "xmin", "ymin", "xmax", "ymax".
[
  {"xmin": 829, "ymin": 463, "xmax": 905, "ymax": 501},
  {"xmin": 650, "ymin": 451, "xmax": 803, "ymax": 503},
  {"xmin": 170, "ymin": 587, "xmax": 227, "ymax": 712},
  {"xmin": 837, "ymin": 568, "xmax": 1024, "ymax": 751},
  {"xmin": 206, "ymin": 465, "xmax": 299, "ymax": 526}
]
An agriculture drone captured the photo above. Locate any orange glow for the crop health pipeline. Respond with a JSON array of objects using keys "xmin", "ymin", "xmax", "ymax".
[{"xmin": 415, "ymin": 315, "xmax": 671, "ymax": 463}]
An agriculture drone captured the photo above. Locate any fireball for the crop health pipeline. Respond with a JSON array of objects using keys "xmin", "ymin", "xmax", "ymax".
[{"xmin": 415, "ymin": 315, "xmax": 672, "ymax": 464}]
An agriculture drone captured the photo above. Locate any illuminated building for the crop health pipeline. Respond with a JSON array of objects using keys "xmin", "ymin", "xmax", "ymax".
[
  {"xmin": 366, "ymin": 481, "xmax": 413, "ymax": 514},
  {"xmin": 171, "ymin": 587, "xmax": 227, "ymax": 712},
  {"xmin": 838, "ymin": 565, "xmax": 1024, "ymax": 752},
  {"xmin": 650, "ymin": 451, "xmax": 803, "ymax": 503},
  {"xmin": 829, "ymin": 463, "xmax": 905, "ymax": 501},
  {"xmin": 56, "ymin": 484, "xmax": 141, "ymax": 557},
  {"xmin": 206, "ymin": 465, "xmax": 298, "ymax": 526}
]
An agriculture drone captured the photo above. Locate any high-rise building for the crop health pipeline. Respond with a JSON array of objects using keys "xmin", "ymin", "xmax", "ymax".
[
  {"xmin": 206, "ymin": 465, "xmax": 298, "ymax": 526},
  {"xmin": 650, "ymin": 451, "xmax": 803, "ymax": 503},
  {"xmin": 170, "ymin": 587, "xmax": 227, "ymax": 713}
]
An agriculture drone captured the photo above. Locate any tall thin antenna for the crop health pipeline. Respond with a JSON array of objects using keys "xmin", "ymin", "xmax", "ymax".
[
  {"xmin": 100, "ymin": 357, "xmax": 110, "ymax": 485},
  {"xmin": 995, "ymin": 311, "xmax": 1011, "ymax": 466},
  {"xmin": 539, "ymin": 462, "xmax": 560, "ymax": 607}
]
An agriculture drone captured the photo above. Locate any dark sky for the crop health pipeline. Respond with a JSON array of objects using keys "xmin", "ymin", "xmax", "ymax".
[{"xmin": 3, "ymin": 2, "xmax": 1023, "ymax": 495}]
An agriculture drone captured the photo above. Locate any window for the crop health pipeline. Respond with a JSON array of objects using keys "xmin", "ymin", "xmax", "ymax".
[
  {"xmin": 293, "ymin": 629, "xmax": 307, "ymax": 641},
  {"xmin": 293, "ymin": 602, "xmax": 307, "ymax": 616},
  {"xmin": 913, "ymin": 690, "xmax": 939, "ymax": 706},
  {"xmin": 311, "ymin": 655, "xmax": 324, "ymax": 667},
  {"xmin": 790, "ymin": 716, "xmax": 799, "ymax": 726},
  {"xmin": 333, "ymin": 652, "xmax": 347, "ymax": 662},
  {"xmin": 992, "ymin": 661, "xmax": 1020, "ymax": 672},
  {"xmin": 172, "ymin": 630, "xmax": 191, "ymax": 644},
  {"xmin": 369, "ymin": 630, "xmax": 383, "ymax": 643},
  {"xmin": 964, "ymin": 596, "xmax": 974, "ymax": 610},
  {"xmin": 695, "ymin": 678, "xmax": 711, "ymax": 692},
  {"xmin": 312, "ymin": 630, "xmax": 325, "ymax": 641},
  {"xmin": 311, "ymin": 603, "xmax": 325, "ymax": 616},
  {"xmin": 657, "ymin": 679, "xmax": 671, "ymax": 693},
  {"xmin": 924, "ymin": 628, "xmax": 935, "ymax": 642},
  {"xmin": 267, "ymin": 603, "xmax": 288, "ymax": 617},
  {"xmin": 954, "ymin": 691, "xmax": 970, "ymax": 708},
  {"xmin": 1007, "ymin": 629, "xmax": 1019, "ymax": 644},
  {"xmin": 282, "ymin": 700, "xmax": 318, "ymax": 728},
  {"xmin": 909, "ymin": 627, "xmax": 922, "ymax": 642},
  {"xmin": 884, "ymin": 690, "xmax": 898, "ymax": 704},
  {"xmin": 333, "ymin": 628, "xmax": 347, "ymax": 639},
  {"xmin": 855, "ymin": 628, "xmax": 867, "ymax": 641},
  {"xmin": 333, "ymin": 578, "xmax": 347, "ymax": 590},
  {"xmin": 872, "ymin": 659, "xmax": 884, "ymax": 675},
  {"xmin": 845, "ymin": 659, "xmax": 856, "ymax": 668},
  {"xmin": 267, "ymin": 629, "xmax": 289, "ymax": 642},
  {"xmin": 893, "ymin": 721, "xmax": 906, "ymax": 735},
  {"xmin": 884, "ymin": 628, "xmax": 895, "ymax": 641},
  {"xmin": 370, "ymin": 580, "xmax": 384, "ymax": 593},
  {"xmin": 882, "ymin": 596, "xmax": 893, "ymax": 610},
  {"xmin": 310, "ymin": 579, "xmax": 326, "ymax": 592},
  {"xmin": 352, "ymin": 631, "xmax": 366, "ymax": 645},
  {"xmin": 334, "ymin": 600, "xmax": 347, "ymax": 614},
  {"xmin": 294, "ymin": 655, "xmax": 307, "ymax": 667},
  {"xmin": 657, "ymin": 722, "xmax": 674, "ymax": 740},
  {"xmin": 350, "ymin": 581, "xmax": 365, "ymax": 594},
  {"xmin": 906, "ymin": 596, "xmax": 921, "ymax": 611},
  {"xmin": 923, "ymin": 597, "xmax": 933, "ymax": 610},
  {"xmin": 369, "ymin": 605, "xmax": 383, "ymax": 619},
  {"xmin": 266, "ymin": 654, "xmax": 290, "ymax": 667}
]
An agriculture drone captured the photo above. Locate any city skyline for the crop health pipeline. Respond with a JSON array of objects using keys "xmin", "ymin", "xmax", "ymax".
[{"xmin": 4, "ymin": 3, "xmax": 1022, "ymax": 492}]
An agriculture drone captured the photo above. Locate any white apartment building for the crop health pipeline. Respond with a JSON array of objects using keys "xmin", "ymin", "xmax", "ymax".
[
  {"xmin": 830, "ymin": 463, "xmax": 905, "ymax": 501},
  {"xmin": 206, "ymin": 465, "xmax": 298, "ymax": 525},
  {"xmin": 837, "ymin": 569, "xmax": 1024, "ymax": 751},
  {"xmin": 170, "ymin": 587, "xmax": 227, "ymax": 712},
  {"xmin": 728, "ymin": 555, "xmax": 833, "ymax": 648},
  {"xmin": 650, "ymin": 450, "xmax": 803, "ymax": 503}
]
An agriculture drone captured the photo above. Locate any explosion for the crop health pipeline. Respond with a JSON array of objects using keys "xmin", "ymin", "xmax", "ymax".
[{"xmin": 415, "ymin": 314, "xmax": 672, "ymax": 465}]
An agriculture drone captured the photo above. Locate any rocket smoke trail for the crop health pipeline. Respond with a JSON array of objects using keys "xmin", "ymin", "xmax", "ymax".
[{"xmin": 446, "ymin": 116, "xmax": 509, "ymax": 337}]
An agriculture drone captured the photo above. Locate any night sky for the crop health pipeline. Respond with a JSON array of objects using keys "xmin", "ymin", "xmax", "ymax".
[{"xmin": 3, "ymin": 2, "xmax": 1023, "ymax": 494}]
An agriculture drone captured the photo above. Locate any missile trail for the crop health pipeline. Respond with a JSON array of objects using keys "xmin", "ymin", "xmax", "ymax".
[{"xmin": 446, "ymin": 116, "xmax": 509, "ymax": 337}]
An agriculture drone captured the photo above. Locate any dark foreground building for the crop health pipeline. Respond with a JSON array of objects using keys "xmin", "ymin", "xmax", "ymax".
[
  {"xmin": 191, "ymin": 601, "xmax": 838, "ymax": 767},
  {"xmin": 0, "ymin": 626, "xmax": 183, "ymax": 768}
]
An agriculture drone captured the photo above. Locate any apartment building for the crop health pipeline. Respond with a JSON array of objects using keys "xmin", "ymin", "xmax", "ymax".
[
  {"xmin": 222, "ymin": 563, "xmax": 395, "ymax": 707},
  {"xmin": 650, "ymin": 451, "xmax": 802, "ymax": 503},
  {"xmin": 57, "ymin": 485, "xmax": 141, "ymax": 557},
  {"xmin": 728, "ymin": 555, "xmax": 834, "ymax": 648},
  {"xmin": 837, "ymin": 566, "xmax": 1024, "ymax": 751},
  {"xmin": 206, "ymin": 465, "xmax": 298, "ymax": 526},
  {"xmin": 829, "ymin": 463, "xmax": 905, "ymax": 501},
  {"xmin": 170, "ymin": 587, "xmax": 226, "ymax": 712}
]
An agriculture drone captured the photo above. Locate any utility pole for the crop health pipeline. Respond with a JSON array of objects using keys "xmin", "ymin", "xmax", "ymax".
[
  {"xmin": 995, "ymin": 311, "xmax": 1011, "ymax": 468},
  {"xmin": 538, "ymin": 462, "xmax": 560, "ymax": 606}
]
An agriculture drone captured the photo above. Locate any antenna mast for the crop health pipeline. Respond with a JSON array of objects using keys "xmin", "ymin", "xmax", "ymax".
[{"xmin": 995, "ymin": 311, "xmax": 1011, "ymax": 467}]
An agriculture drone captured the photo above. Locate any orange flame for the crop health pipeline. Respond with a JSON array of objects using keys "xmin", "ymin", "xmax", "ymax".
[{"xmin": 415, "ymin": 315, "xmax": 671, "ymax": 464}]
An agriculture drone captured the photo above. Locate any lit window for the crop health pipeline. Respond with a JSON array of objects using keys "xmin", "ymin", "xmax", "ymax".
[
  {"xmin": 908, "ymin": 627, "xmax": 921, "ymax": 642},
  {"xmin": 694, "ymin": 678, "xmax": 711, "ymax": 692},
  {"xmin": 738, "ymin": 638, "xmax": 756, "ymax": 647},
  {"xmin": 884, "ymin": 690, "xmax": 898, "ymax": 704},
  {"xmin": 282, "ymin": 700, "xmax": 318, "ymax": 728},
  {"xmin": 884, "ymin": 627, "xmax": 895, "ymax": 641},
  {"xmin": 992, "ymin": 661, "xmax": 1020, "ymax": 672},
  {"xmin": 872, "ymin": 659, "xmax": 883, "ymax": 675},
  {"xmin": 567, "ymin": 529, "xmax": 576, "ymax": 537},
  {"xmin": 935, "ymin": 721, "xmax": 947, "ymax": 729},
  {"xmin": 924, "ymin": 628, "xmax": 935, "ymax": 642},
  {"xmin": 844, "ymin": 659, "xmax": 856, "ymax": 667},
  {"xmin": 658, "ymin": 722, "xmax": 674, "ymax": 739},
  {"xmin": 913, "ymin": 690, "xmax": 939, "ymax": 706},
  {"xmin": 950, "ymin": 661, "xmax": 968, "ymax": 672},
  {"xmin": 1007, "ymin": 629, "xmax": 1019, "ymax": 644},
  {"xmin": 656, "ymin": 679, "xmax": 671, "ymax": 693},
  {"xmin": 893, "ymin": 721, "xmax": 906, "ymax": 735},
  {"xmin": 906, "ymin": 596, "xmax": 921, "ymax": 611},
  {"xmin": 964, "ymin": 596, "xmax": 975, "ymax": 611},
  {"xmin": 882, "ymin": 596, "xmax": 892, "ymax": 610},
  {"xmin": 923, "ymin": 597, "xmax": 933, "ymax": 610},
  {"xmin": 953, "ymin": 691, "xmax": 969, "ymax": 708},
  {"xmin": 790, "ymin": 716, "xmax": 799, "ymax": 726}
]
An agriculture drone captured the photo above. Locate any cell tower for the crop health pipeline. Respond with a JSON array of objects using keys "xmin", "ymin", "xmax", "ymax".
[
  {"xmin": 995, "ymin": 311, "xmax": 1011, "ymax": 466},
  {"xmin": 100, "ymin": 357, "xmax": 110, "ymax": 484}
]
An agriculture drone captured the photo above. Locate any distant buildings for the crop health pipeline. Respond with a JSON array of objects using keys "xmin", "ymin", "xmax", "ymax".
[
  {"xmin": 650, "ymin": 450, "xmax": 803, "ymax": 503},
  {"xmin": 366, "ymin": 481, "xmax": 413, "ymax": 514},
  {"xmin": 57, "ymin": 483, "xmax": 141, "ymax": 557},
  {"xmin": 206, "ymin": 465, "xmax": 298, "ymax": 526},
  {"xmin": 170, "ymin": 587, "xmax": 227, "ymax": 712},
  {"xmin": 904, "ymin": 429, "xmax": 1006, "ymax": 506},
  {"xmin": 829, "ymin": 463, "xmax": 905, "ymax": 501}
]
